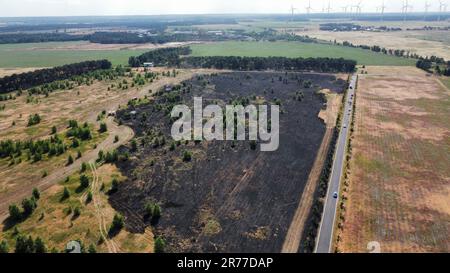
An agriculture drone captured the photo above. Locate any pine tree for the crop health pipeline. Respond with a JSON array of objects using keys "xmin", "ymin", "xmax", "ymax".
[{"xmin": 154, "ymin": 236, "xmax": 165, "ymax": 253}]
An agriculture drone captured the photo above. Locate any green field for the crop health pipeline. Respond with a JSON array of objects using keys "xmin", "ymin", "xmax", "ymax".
[
  {"xmin": 0, "ymin": 42, "xmax": 148, "ymax": 68},
  {"xmin": 190, "ymin": 41, "xmax": 416, "ymax": 66}
]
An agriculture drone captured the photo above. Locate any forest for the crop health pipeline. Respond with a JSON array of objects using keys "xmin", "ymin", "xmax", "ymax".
[
  {"xmin": 182, "ymin": 56, "xmax": 356, "ymax": 72},
  {"xmin": 0, "ymin": 33, "xmax": 87, "ymax": 44},
  {"xmin": 88, "ymin": 32, "xmax": 230, "ymax": 44},
  {"xmin": 129, "ymin": 47, "xmax": 356, "ymax": 73},
  {"xmin": 0, "ymin": 60, "xmax": 112, "ymax": 94},
  {"xmin": 128, "ymin": 47, "xmax": 192, "ymax": 67}
]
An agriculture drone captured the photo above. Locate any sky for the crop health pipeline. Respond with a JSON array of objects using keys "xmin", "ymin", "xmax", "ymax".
[{"xmin": 0, "ymin": 0, "xmax": 448, "ymax": 17}]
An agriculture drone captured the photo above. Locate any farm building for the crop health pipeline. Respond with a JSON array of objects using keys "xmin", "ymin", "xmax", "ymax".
[{"xmin": 143, "ymin": 62, "xmax": 154, "ymax": 68}]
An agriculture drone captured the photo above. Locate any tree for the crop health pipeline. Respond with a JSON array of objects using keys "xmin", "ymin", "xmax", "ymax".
[
  {"xmin": 110, "ymin": 178, "xmax": 119, "ymax": 193},
  {"xmin": 80, "ymin": 162, "xmax": 87, "ymax": 173},
  {"xmin": 72, "ymin": 138, "xmax": 80, "ymax": 148},
  {"xmin": 154, "ymin": 236, "xmax": 165, "ymax": 253},
  {"xmin": 51, "ymin": 126, "xmax": 57, "ymax": 135},
  {"xmin": 153, "ymin": 204, "xmax": 161, "ymax": 219},
  {"xmin": 21, "ymin": 197, "xmax": 37, "ymax": 216},
  {"xmin": 34, "ymin": 237, "xmax": 47, "ymax": 253},
  {"xmin": 61, "ymin": 187, "xmax": 70, "ymax": 201},
  {"xmin": 8, "ymin": 204, "xmax": 21, "ymax": 221},
  {"xmin": 182, "ymin": 150, "xmax": 192, "ymax": 162},
  {"xmin": 27, "ymin": 114, "xmax": 41, "ymax": 127},
  {"xmin": 0, "ymin": 60, "xmax": 112, "ymax": 94},
  {"xmin": 97, "ymin": 150, "xmax": 104, "ymax": 162},
  {"xmin": 79, "ymin": 174, "xmax": 89, "ymax": 189},
  {"xmin": 0, "ymin": 240, "xmax": 9, "ymax": 253},
  {"xmin": 32, "ymin": 188, "xmax": 40, "ymax": 200},
  {"xmin": 73, "ymin": 207, "xmax": 81, "ymax": 218},
  {"xmin": 114, "ymin": 135, "xmax": 119, "ymax": 143},
  {"xmin": 15, "ymin": 235, "xmax": 34, "ymax": 253},
  {"xmin": 99, "ymin": 122, "xmax": 108, "ymax": 133},
  {"xmin": 144, "ymin": 202, "xmax": 155, "ymax": 217},
  {"xmin": 109, "ymin": 213, "xmax": 124, "ymax": 235},
  {"xmin": 67, "ymin": 154, "xmax": 74, "ymax": 165},
  {"xmin": 86, "ymin": 191, "xmax": 93, "ymax": 203},
  {"xmin": 88, "ymin": 244, "xmax": 97, "ymax": 253}
]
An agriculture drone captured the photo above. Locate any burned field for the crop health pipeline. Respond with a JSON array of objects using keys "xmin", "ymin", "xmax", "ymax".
[{"xmin": 110, "ymin": 72, "xmax": 346, "ymax": 252}]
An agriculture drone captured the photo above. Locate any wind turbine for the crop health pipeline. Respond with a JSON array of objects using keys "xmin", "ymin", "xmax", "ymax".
[
  {"xmin": 439, "ymin": 1, "xmax": 448, "ymax": 21},
  {"xmin": 424, "ymin": 1, "xmax": 431, "ymax": 20},
  {"xmin": 325, "ymin": 0, "xmax": 333, "ymax": 13},
  {"xmin": 289, "ymin": 5, "xmax": 297, "ymax": 22},
  {"xmin": 402, "ymin": 0, "xmax": 413, "ymax": 22},
  {"xmin": 341, "ymin": 6, "xmax": 350, "ymax": 14},
  {"xmin": 377, "ymin": 0, "xmax": 387, "ymax": 21},
  {"xmin": 353, "ymin": 1, "xmax": 363, "ymax": 19},
  {"xmin": 305, "ymin": 0, "xmax": 313, "ymax": 15}
]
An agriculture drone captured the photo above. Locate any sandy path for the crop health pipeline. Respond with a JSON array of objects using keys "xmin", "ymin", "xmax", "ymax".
[
  {"xmin": 0, "ymin": 69, "xmax": 214, "ymax": 223},
  {"xmin": 0, "ymin": 118, "xmax": 134, "ymax": 222},
  {"xmin": 90, "ymin": 162, "xmax": 121, "ymax": 253}
]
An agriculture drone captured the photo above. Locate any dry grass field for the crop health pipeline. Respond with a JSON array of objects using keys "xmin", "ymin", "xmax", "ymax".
[
  {"xmin": 338, "ymin": 66, "xmax": 450, "ymax": 252},
  {"xmin": 0, "ymin": 66, "xmax": 219, "ymax": 252},
  {"xmin": 302, "ymin": 30, "xmax": 450, "ymax": 60},
  {"xmin": 0, "ymin": 163, "xmax": 153, "ymax": 253}
]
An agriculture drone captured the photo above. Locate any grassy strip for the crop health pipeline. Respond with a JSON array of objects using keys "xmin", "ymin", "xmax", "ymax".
[
  {"xmin": 299, "ymin": 76, "xmax": 349, "ymax": 253},
  {"xmin": 333, "ymin": 77, "xmax": 358, "ymax": 253}
]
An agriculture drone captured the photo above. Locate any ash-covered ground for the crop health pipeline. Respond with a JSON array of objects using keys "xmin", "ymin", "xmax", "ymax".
[{"xmin": 110, "ymin": 72, "xmax": 346, "ymax": 252}]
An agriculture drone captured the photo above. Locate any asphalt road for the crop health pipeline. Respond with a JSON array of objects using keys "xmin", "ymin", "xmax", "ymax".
[{"xmin": 315, "ymin": 74, "xmax": 357, "ymax": 253}]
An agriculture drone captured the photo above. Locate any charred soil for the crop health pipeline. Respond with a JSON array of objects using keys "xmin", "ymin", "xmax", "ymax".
[{"xmin": 110, "ymin": 72, "xmax": 346, "ymax": 252}]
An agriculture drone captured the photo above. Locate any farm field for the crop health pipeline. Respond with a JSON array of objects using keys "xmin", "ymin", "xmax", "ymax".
[
  {"xmin": 338, "ymin": 66, "xmax": 450, "ymax": 252},
  {"xmin": 110, "ymin": 71, "xmax": 348, "ymax": 252},
  {"xmin": 0, "ymin": 41, "xmax": 201, "ymax": 68},
  {"xmin": 302, "ymin": 30, "xmax": 450, "ymax": 60},
  {"xmin": 0, "ymin": 42, "xmax": 147, "ymax": 68},
  {"xmin": 189, "ymin": 41, "xmax": 416, "ymax": 66}
]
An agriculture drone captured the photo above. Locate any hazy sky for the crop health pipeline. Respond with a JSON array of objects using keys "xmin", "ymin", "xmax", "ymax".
[{"xmin": 0, "ymin": 0, "xmax": 447, "ymax": 17}]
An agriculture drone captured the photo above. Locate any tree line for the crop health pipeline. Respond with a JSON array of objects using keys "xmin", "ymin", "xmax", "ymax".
[
  {"xmin": 0, "ymin": 120, "xmax": 92, "ymax": 164},
  {"xmin": 129, "ymin": 47, "xmax": 356, "ymax": 72},
  {"xmin": 129, "ymin": 47, "xmax": 192, "ymax": 67},
  {"xmin": 88, "ymin": 31, "xmax": 231, "ymax": 44},
  {"xmin": 182, "ymin": 56, "xmax": 356, "ymax": 72},
  {"xmin": 339, "ymin": 40, "xmax": 448, "ymax": 64},
  {"xmin": 0, "ymin": 60, "xmax": 112, "ymax": 94},
  {"xmin": 0, "ymin": 33, "xmax": 87, "ymax": 44},
  {"xmin": 416, "ymin": 58, "xmax": 450, "ymax": 76}
]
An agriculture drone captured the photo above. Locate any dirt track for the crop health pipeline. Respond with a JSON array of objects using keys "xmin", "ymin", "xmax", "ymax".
[
  {"xmin": 0, "ymin": 118, "xmax": 134, "ymax": 222},
  {"xmin": 0, "ymin": 69, "xmax": 208, "ymax": 223}
]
